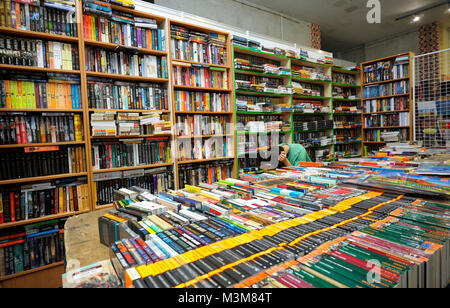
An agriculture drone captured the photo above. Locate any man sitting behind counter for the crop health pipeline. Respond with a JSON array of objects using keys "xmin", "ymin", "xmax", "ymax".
[{"xmin": 260, "ymin": 143, "xmax": 312, "ymax": 169}]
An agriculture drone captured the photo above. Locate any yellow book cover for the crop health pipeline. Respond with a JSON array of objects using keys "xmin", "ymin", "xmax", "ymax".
[
  {"xmin": 74, "ymin": 114, "xmax": 82, "ymax": 141},
  {"xmin": 91, "ymin": 183, "xmax": 97, "ymax": 210},
  {"xmin": 59, "ymin": 187, "xmax": 64, "ymax": 214},
  {"xmin": 81, "ymin": 184, "xmax": 88, "ymax": 211},
  {"xmin": 10, "ymin": 80, "xmax": 17, "ymax": 109},
  {"xmin": 4, "ymin": 80, "xmax": 11, "ymax": 108},
  {"xmin": 69, "ymin": 185, "xmax": 74, "ymax": 212}
]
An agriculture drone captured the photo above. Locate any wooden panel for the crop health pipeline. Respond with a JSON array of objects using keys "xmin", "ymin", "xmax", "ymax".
[{"xmin": 0, "ymin": 263, "xmax": 65, "ymax": 288}]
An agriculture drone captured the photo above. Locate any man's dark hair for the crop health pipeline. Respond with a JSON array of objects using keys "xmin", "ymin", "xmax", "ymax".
[{"xmin": 258, "ymin": 145, "xmax": 286, "ymax": 169}]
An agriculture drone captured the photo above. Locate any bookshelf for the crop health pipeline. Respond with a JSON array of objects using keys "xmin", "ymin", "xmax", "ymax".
[
  {"xmin": 0, "ymin": 0, "xmax": 90, "ymax": 288},
  {"xmin": 233, "ymin": 45, "xmax": 293, "ymax": 169},
  {"xmin": 291, "ymin": 58, "xmax": 334, "ymax": 162},
  {"xmin": 331, "ymin": 66, "xmax": 362, "ymax": 159},
  {"xmin": 169, "ymin": 19, "xmax": 236, "ymax": 188},
  {"xmin": 361, "ymin": 52, "xmax": 414, "ymax": 155},
  {"xmin": 81, "ymin": 2, "xmax": 176, "ymax": 207}
]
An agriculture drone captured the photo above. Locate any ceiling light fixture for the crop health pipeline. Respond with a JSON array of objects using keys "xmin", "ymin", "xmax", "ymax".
[
  {"xmin": 396, "ymin": 0, "xmax": 450, "ymax": 21},
  {"xmin": 411, "ymin": 15, "xmax": 421, "ymax": 23}
]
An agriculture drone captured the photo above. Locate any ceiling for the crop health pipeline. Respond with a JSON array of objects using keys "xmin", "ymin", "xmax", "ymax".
[{"xmin": 241, "ymin": 0, "xmax": 449, "ymax": 53}]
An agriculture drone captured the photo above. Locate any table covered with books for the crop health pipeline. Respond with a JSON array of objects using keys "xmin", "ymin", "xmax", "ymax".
[{"xmin": 62, "ymin": 144, "xmax": 450, "ymax": 288}]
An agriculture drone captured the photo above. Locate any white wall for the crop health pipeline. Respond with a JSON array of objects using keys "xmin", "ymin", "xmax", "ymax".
[
  {"xmin": 336, "ymin": 30, "xmax": 419, "ymax": 65},
  {"xmin": 153, "ymin": 0, "xmax": 312, "ymax": 48}
]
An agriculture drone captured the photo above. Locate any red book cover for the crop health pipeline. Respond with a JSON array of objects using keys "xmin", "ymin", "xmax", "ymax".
[
  {"xmin": 109, "ymin": 144, "xmax": 113, "ymax": 169},
  {"xmin": 20, "ymin": 117, "xmax": 27, "ymax": 144},
  {"xmin": 0, "ymin": 193, "xmax": 3, "ymax": 224},
  {"xmin": 54, "ymin": 187, "xmax": 58, "ymax": 214},
  {"xmin": 9, "ymin": 191, "xmax": 15, "ymax": 222},
  {"xmin": 14, "ymin": 192, "xmax": 20, "ymax": 221}
]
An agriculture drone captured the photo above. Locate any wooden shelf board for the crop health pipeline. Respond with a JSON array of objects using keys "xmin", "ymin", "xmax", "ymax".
[
  {"xmin": 110, "ymin": 4, "xmax": 167, "ymax": 22},
  {"xmin": 233, "ymin": 46, "xmax": 288, "ymax": 61},
  {"xmin": 0, "ymin": 173, "xmax": 88, "ymax": 186},
  {"xmin": 86, "ymin": 71, "xmax": 168, "ymax": 83},
  {"xmin": 0, "ymin": 64, "xmax": 80, "ymax": 74},
  {"xmin": 0, "ymin": 209, "xmax": 90, "ymax": 230},
  {"xmin": 89, "ymin": 109, "xmax": 170, "ymax": 113},
  {"xmin": 292, "ymin": 77, "xmax": 331, "ymax": 85},
  {"xmin": 92, "ymin": 163, "xmax": 173, "ymax": 174},
  {"xmin": 171, "ymin": 59, "xmax": 230, "ymax": 69},
  {"xmin": 177, "ymin": 157, "xmax": 234, "ymax": 164},
  {"xmin": 362, "ymin": 93, "xmax": 409, "ymax": 101},
  {"xmin": 236, "ymin": 90, "xmax": 292, "ymax": 97},
  {"xmin": 363, "ymin": 110, "xmax": 410, "ymax": 115},
  {"xmin": 175, "ymin": 111, "xmax": 233, "ymax": 115},
  {"xmin": 363, "ymin": 126, "xmax": 409, "ymax": 129},
  {"xmin": 90, "ymin": 134, "xmax": 172, "ymax": 139},
  {"xmin": 362, "ymin": 77, "xmax": 410, "ymax": 86},
  {"xmin": 0, "ymin": 261, "xmax": 65, "ymax": 282},
  {"xmin": 0, "ymin": 108, "xmax": 83, "ymax": 113},
  {"xmin": 84, "ymin": 40, "xmax": 167, "ymax": 56},
  {"xmin": 235, "ymin": 69, "xmax": 291, "ymax": 79},
  {"xmin": 0, "ymin": 27, "xmax": 79, "ymax": 43},
  {"xmin": 0, "ymin": 141, "xmax": 85, "ymax": 149},
  {"xmin": 173, "ymin": 85, "xmax": 231, "ymax": 92},
  {"xmin": 176, "ymin": 135, "xmax": 233, "ymax": 139}
]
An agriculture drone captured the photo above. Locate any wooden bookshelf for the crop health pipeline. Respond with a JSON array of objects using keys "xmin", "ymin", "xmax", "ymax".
[
  {"xmin": 169, "ymin": 19, "xmax": 236, "ymax": 188},
  {"xmin": 80, "ymin": 3, "xmax": 178, "ymax": 209},
  {"xmin": 331, "ymin": 66, "xmax": 362, "ymax": 159},
  {"xmin": 360, "ymin": 52, "xmax": 414, "ymax": 155},
  {"xmin": 0, "ymin": 0, "xmax": 91, "ymax": 288}
]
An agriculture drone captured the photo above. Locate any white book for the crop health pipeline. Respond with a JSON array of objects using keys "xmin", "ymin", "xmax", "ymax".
[
  {"xmin": 67, "ymin": 148, "xmax": 72, "ymax": 173},
  {"xmin": 53, "ymin": 42, "xmax": 62, "ymax": 69},
  {"xmin": 36, "ymin": 40, "xmax": 44, "ymax": 68},
  {"xmin": 93, "ymin": 146, "xmax": 100, "ymax": 170}
]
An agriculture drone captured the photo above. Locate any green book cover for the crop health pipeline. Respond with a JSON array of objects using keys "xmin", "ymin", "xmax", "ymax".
[
  {"xmin": 308, "ymin": 261, "xmax": 369, "ymax": 288},
  {"xmin": 290, "ymin": 268, "xmax": 338, "ymax": 288},
  {"xmin": 13, "ymin": 244, "xmax": 24, "ymax": 274}
]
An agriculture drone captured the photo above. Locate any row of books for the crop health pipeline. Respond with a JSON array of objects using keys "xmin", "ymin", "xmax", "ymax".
[
  {"xmin": 179, "ymin": 160, "xmax": 234, "ymax": 187},
  {"xmin": 85, "ymin": 47, "xmax": 168, "ymax": 78},
  {"xmin": 173, "ymin": 91, "xmax": 230, "ymax": 113},
  {"xmin": 112, "ymin": 179, "xmax": 445, "ymax": 288},
  {"xmin": 0, "ymin": 145, "xmax": 86, "ymax": 180},
  {"xmin": 363, "ymin": 80, "xmax": 409, "ymax": 98},
  {"xmin": 364, "ymin": 128, "xmax": 409, "ymax": 142},
  {"xmin": 0, "ymin": 74, "xmax": 82, "ymax": 110},
  {"xmin": 172, "ymin": 64, "xmax": 228, "ymax": 89},
  {"xmin": 292, "ymin": 82, "xmax": 322, "ymax": 97},
  {"xmin": 334, "ymin": 142, "xmax": 361, "ymax": 158},
  {"xmin": 292, "ymin": 64, "xmax": 330, "ymax": 81},
  {"xmin": 332, "ymin": 86, "xmax": 358, "ymax": 99},
  {"xmin": 170, "ymin": 25, "xmax": 227, "ymax": 66},
  {"xmin": 0, "ymin": 36, "xmax": 79, "ymax": 70},
  {"xmin": 293, "ymin": 100, "xmax": 330, "ymax": 114},
  {"xmin": 87, "ymin": 78, "xmax": 169, "ymax": 111},
  {"xmin": 237, "ymin": 134, "xmax": 280, "ymax": 157},
  {"xmin": 332, "ymin": 72, "xmax": 357, "ymax": 85},
  {"xmin": 91, "ymin": 138, "xmax": 171, "ymax": 170},
  {"xmin": 364, "ymin": 112, "xmax": 410, "ymax": 127},
  {"xmin": 0, "ymin": 218, "xmax": 66, "ymax": 277},
  {"xmin": 236, "ymin": 95, "xmax": 277, "ymax": 113},
  {"xmin": 83, "ymin": 0, "xmax": 135, "ymax": 16},
  {"xmin": 176, "ymin": 137, "xmax": 233, "ymax": 162},
  {"xmin": 293, "ymin": 119, "xmax": 334, "ymax": 131},
  {"xmin": 0, "ymin": 179, "xmax": 89, "ymax": 224},
  {"xmin": 0, "ymin": 0, "xmax": 78, "ymax": 37},
  {"xmin": 83, "ymin": 13, "xmax": 166, "ymax": 51},
  {"xmin": 363, "ymin": 60, "xmax": 394, "ymax": 83},
  {"xmin": 175, "ymin": 115, "xmax": 230, "ymax": 137},
  {"xmin": 0, "ymin": 113, "xmax": 83, "ymax": 145},
  {"xmin": 94, "ymin": 168, "xmax": 174, "ymax": 206},
  {"xmin": 364, "ymin": 96, "xmax": 410, "ymax": 113},
  {"xmin": 90, "ymin": 112, "xmax": 171, "ymax": 137}
]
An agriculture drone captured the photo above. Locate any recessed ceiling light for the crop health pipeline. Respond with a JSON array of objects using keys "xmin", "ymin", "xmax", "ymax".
[{"xmin": 411, "ymin": 15, "xmax": 421, "ymax": 23}]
